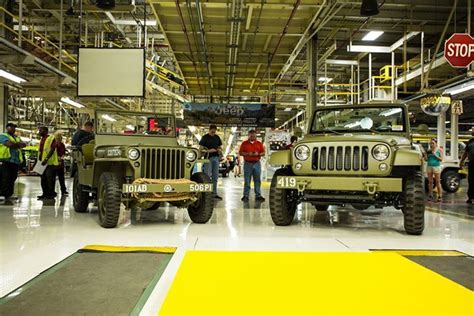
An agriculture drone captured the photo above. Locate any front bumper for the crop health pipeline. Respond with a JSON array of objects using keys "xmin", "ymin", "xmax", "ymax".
[
  {"xmin": 123, "ymin": 179, "xmax": 212, "ymax": 194},
  {"xmin": 275, "ymin": 176, "xmax": 402, "ymax": 194}
]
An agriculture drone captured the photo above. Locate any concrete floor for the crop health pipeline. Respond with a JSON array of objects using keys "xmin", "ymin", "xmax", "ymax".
[{"xmin": 0, "ymin": 175, "xmax": 473, "ymax": 314}]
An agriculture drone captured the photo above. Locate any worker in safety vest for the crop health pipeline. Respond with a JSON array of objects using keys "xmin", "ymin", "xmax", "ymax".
[
  {"xmin": 0, "ymin": 123, "xmax": 26, "ymax": 200},
  {"xmin": 37, "ymin": 126, "xmax": 59, "ymax": 200}
]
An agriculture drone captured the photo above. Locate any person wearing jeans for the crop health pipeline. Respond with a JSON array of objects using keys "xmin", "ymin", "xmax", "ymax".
[
  {"xmin": 460, "ymin": 128, "xmax": 474, "ymax": 204},
  {"xmin": 199, "ymin": 125, "xmax": 223, "ymax": 199},
  {"xmin": 239, "ymin": 130, "xmax": 265, "ymax": 202}
]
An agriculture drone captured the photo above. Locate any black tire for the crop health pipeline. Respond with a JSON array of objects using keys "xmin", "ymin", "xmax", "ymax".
[
  {"xmin": 441, "ymin": 170, "xmax": 461, "ymax": 193},
  {"xmin": 314, "ymin": 205, "xmax": 329, "ymax": 212},
  {"xmin": 403, "ymin": 171, "xmax": 425, "ymax": 235},
  {"xmin": 188, "ymin": 172, "xmax": 214, "ymax": 223},
  {"xmin": 73, "ymin": 172, "xmax": 89, "ymax": 213},
  {"xmin": 97, "ymin": 172, "xmax": 122, "ymax": 228},
  {"xmin": 269, "ymin": 168, "xmax": 298, "ymax": 226}
]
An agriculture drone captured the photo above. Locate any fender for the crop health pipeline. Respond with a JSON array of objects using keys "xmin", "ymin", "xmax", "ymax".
[
  {"xmin": 393, "ymin": 147, "xmax": 423, "ymax": 166},
  {"xmin": 269, "ymin": 150, "xmax": 292, "ymax": 166}
]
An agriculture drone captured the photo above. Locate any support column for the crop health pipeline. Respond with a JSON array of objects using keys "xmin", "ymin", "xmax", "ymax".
[
  {"xmin": 450, "ymin": 106, "xmax": 459, "ymax": 161},
  {"xmin": 437, "ymin": 112, "xmax": 446, "ymax": 159},
  {"xmin": 0, "ymin": 85, "xmax": 7, "ymax": 132},
  {"xmin": 306, "ymin": 33, "xmax": 318, "ymax": 130}
]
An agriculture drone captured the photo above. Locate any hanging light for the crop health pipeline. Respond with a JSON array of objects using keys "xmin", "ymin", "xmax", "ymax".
[{"xmin": 360, "ymin": 0, "xmax": 379, "ymax": 16}]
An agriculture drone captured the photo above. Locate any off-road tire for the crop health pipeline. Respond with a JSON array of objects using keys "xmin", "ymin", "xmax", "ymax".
[
  {"xmin": 441, "ymin": 170, "xmax": 461, "ymax": 193},
  {"xmin": 73, "ymin": 173, "xmax": 89, "ymax": 213},
  {"xmin": 98, "ymin": 172, "xmax": 121, "ymax": 228},
  {"xmin": 188, "ymin": 172, "xmax": 214, "ymax": 223},
  {"xmin": 270, "ymin": 168, "xmax": 298, "ymax": 226},
  {"xmin": 403, "ymin": 171, "xmax": 425, "ymax": 235}
]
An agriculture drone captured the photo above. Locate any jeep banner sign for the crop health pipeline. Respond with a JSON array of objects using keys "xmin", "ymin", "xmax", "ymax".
[
  {"xmin": 444, "ymin": 33, "xmax": 474, "ymax": 68},
  {"xmin": 183, "ymin": 103, "xmax": 276, "ymax": 127}
]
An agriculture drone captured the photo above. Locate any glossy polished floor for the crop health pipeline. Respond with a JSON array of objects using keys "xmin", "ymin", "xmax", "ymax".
[{"xmin": 1, "ymin": 175, "xmax": 473, "ymax": 314}]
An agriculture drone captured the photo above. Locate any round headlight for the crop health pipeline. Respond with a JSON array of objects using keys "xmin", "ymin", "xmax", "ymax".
[
  {"xmin": 372, "ymin": 144, "xmax": 390, "ymax": 161},
  {"xmin": 128, "ymin": 148, "xmax": 140, "ymax": 160},
  {"xmin": 295, "ymin": 145, "xmax": 310, "ymax": 161},
  {"xmin": 186, "ymin": 150, "xmax": 197, "ymax": 162}
]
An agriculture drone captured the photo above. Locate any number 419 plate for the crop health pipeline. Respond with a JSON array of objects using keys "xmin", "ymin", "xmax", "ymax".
[{"xmin": 276, "ymin": 177, "xmax": 297, "ymax": 188}]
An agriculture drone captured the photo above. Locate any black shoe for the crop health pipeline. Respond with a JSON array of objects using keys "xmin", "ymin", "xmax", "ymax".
[
  {"xmin": 213, "ymin": 195, "xmax": 223, "ymax": 200},
  {"xmin": 37, "ymin": 195, "xmax": 45, "ymax": 200},
  {"xmin": 241, "ymin": 196, "xmax": 249, "ymax": 202},
  {"xmin": 256, "ymin": 196, "xmax": 265, "ymax": 202},
  {"xmin": 62, "ymin": 191, "xmax": 69, "ymax": 196}
]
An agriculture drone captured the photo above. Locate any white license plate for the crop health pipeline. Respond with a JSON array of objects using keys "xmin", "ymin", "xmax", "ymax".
[{"xmin": 123, "ymin": 184, "xmax": 149, "ymax": 193}]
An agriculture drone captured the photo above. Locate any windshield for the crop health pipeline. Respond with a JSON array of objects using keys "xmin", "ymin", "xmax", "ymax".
[
  {"xmin": 96, "ymin": 111, "xmax": 175, "ymax": 137},
  {"xmin": 311, "ymin": 106, "xmax": 406, "ymax": 134}
]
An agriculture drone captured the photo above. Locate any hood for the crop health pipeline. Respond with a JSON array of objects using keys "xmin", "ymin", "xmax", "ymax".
[{"xmin": 300, "ymin": 134, "xmax": 411, "ymax": 147}]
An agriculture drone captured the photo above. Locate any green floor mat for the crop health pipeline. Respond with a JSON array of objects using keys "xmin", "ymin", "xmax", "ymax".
[{"xmin": 0, "ymin": 246, "xmax": 175, "ymax": 316}]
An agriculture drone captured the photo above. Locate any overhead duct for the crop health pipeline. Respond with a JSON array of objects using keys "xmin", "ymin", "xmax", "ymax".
[{"xmin": 360, "ymin": 0, "xmax": 379, "ymax": 17}]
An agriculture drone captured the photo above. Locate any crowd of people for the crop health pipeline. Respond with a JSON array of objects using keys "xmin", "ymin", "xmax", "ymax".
[{"xmin": 0, "ymin": 121, "xmax": 94, "ymax": 201}]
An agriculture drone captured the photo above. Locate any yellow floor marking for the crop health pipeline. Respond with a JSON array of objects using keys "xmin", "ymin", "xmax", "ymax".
[
  {"xmin": 371, "ymin": 249, "xmax": 467, "ymax": 256},
  {"xmin": 82, "ymin": 245, "xmax": 176, "ymax": 253},
  {"xmin": 159, "ymin": 251, "xmax": 473, "ymax": 316}
]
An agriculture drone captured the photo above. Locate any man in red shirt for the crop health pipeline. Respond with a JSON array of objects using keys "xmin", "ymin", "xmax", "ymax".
[{"xmin": 239, "ymin": 130, "xmax": 265, "ymax": 202}]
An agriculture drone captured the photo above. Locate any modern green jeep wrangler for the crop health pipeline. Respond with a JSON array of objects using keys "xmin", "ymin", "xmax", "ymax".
[
  {"xmin": 269, "ymin": 104, "xmax": 425, "ymax": 235},
  {"xmin": 73, "ymin": 110, "xmax": 213, "ymax": 228}
]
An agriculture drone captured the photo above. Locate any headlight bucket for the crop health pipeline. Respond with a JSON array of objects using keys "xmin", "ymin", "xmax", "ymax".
[
  {"xmin": 128, "ymin": 148, "xmax": 140, "ymax": 160},
  {"xmin": 295, "ymin": 145, "xmax": 310, "ymax": 161},
  {"xmin": 372, "ymin": 144, "xmax": 390, "ymax": 161},
  {"xmin": 186, "ymin": 150, "xmax": 197, "ymax": 162}
]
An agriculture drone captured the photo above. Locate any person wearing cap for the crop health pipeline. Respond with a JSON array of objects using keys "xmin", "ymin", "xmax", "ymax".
[
  {"xmin": 239, "ymin": 130, "xmax": 266, "ymax": 202},
  {"xmin": 199, "ymin": 124, "xmax": 223, "ymax": 200},
  {"xmin": 460, "ymin": 128, "xmax": 474, "ymax": 204},
  {"xmin": 0, "ymin": 123, "xmax": 26, "ymax": 199}
]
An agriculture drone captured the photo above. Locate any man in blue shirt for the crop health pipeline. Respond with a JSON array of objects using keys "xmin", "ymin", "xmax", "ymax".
[
  {"xmin": 0, "ymin": 123, "xmax": 26, "ymax": 199},
  {"xmin": 460, "ymin": 128, "xmax": 474, "ymax": 203}
]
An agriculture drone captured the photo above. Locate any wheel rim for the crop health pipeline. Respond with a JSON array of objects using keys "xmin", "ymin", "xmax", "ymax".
[{"xmin": 447, "ymin": 175, "xmax": 459, "ymax": 191}]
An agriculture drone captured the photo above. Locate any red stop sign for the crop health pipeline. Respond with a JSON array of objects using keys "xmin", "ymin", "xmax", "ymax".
[{"xmin": 444, "ymin": 33, "xmax": 474, "ymax": 68}]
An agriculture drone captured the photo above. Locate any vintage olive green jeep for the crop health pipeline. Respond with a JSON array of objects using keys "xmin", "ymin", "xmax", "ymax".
[
  {"xmin": 269, "ymin": 104, "xmax": 426, "ymax": 235},
  {"xmin": 72, "ymin": 110, "xmax": 213, "ymax": 228}
]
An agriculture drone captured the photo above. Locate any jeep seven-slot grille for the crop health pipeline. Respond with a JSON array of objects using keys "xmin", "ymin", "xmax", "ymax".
[
  {"xmin": 312, "ymin": 146, "xmax": 369, "ymax": 171},
  {"xmin": 141, "ymin": 148, "xmax": 186, "ymax": 179}
]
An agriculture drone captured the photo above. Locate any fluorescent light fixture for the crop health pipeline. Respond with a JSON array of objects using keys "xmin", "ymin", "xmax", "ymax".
[
  {"xmin": 284, "ymin": 108, "xmax": 292, "ymax": 112},
  {"xmin": 362, "ymin": 31, "xmax": 384, "ymax": 41},
  {"xmin": 319, "ymin": 77, "xmax": 333, "ymax": 83},
  {"xmin": 380, "ymin": 108, "xmax": 402, "ymax": 117},
  {"xmin": 60, "ymin": 97, "xmax": 85, "ymax": 108},
  {"xmin": 102, "ymin": 114, "xmax": 116, "ymax": 122},
  {"xmin": 20, "ymin": 97, "xmax": 42, "ymax": 101},
  {"xmin": 0, "ymin": 69, "xmax": 26, "ymax": 83},
  {"xmin": 295, "ymin": 97, "xmax": 305, "ymax": 102},
  {"xmin": 126, "ymin": 124, "xmax": 135, "ymax": 130},
  {"xmin": 445, "ymin": 81, "xmax": 474, "ymax": 95},
  {"xmin": 344, "ymin": 121, "xmax": 361, "ymax": 128},
  {"xmin": 275, "ymin": 118, "xmax": 280, "ymax": 121},
  {"xmin": 231, "ymin": 127, "xmax": 238, "ymax": 133}
]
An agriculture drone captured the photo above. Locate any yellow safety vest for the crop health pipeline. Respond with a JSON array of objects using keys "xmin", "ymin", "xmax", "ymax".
[
  {"xmin": 40, "ymin": 135, "xmax": 59, "ymax": 166},
  {"xmin": 0, "ymin": 133, "xmax": 23, "ymax": 164}
]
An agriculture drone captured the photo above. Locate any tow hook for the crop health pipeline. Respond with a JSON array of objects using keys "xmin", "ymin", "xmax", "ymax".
[
  {"xmin": 364, "ymin": 182, "xmax": 378, "ymax": 195},
  {"xmin": 297, "ymin": 180, "xmax": 311, "ymax": 193}
]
